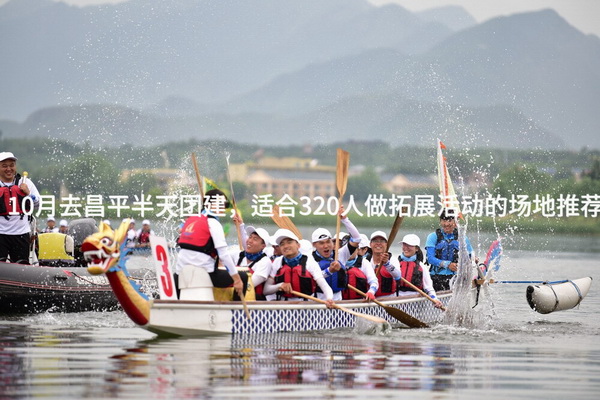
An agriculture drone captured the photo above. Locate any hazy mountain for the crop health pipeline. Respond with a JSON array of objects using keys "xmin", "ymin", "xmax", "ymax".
[
  {"xmin": 0, "ymin": 0, "xmax": 597, "ymax": 150},
  {"xmin": 2, "ymin": 93, "xmax": 562, "ymax": 150},
  {"xmin": 0, "ymin": 0, "xmax": 454, "ymax": 119},
  {"xmin": 421, "ymin": 9, "xmax": 600, "ymax": 149}
]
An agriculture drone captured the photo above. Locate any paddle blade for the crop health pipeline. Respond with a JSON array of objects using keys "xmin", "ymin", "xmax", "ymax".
[
  {"xmin": 336, "ymin": 148, "xmax": 350, "ymax": 197},
  {"xmin": 386, "ymin": 212, "xmax": 405, "ymax": 252},
  {"xmin": 383, "ymin": 305, "xmax": 429, "ymax": 328},
  {"xmin": 271, "ymin": 205, "xmax": 303, "ymax": 239}
]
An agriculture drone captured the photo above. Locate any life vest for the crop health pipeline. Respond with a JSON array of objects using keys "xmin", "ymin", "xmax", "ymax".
[
  {"xmin": 237, "ymin": 251, "xmax": 267, "ymax": 300},
  {"xmin": 398, "ymin": 259, "xmax": 424, "ymax": 291},
  {"xmin": 177, "ymin": 215, "xmax": 217, "ymax": 257},
  {"xmin": 375, "ymin": 262, "xmax": 397, "ymax": 297},
  {"xmin": 138, "ymin": 230, "xmax": 151, "ymax": 244},
  {"xmin": 433, "ymin": 228, "xmax": 459, "ymax": 265},
  {"xmin": 0, "ymin": 183, "xmax": 31, "ymax": 219},
  {"xmin": 274, "ymin": 255, "xmax": 316, "ymax": 298},
  {"xmin": 312, "ymin": 251, "xmax": 347, "ymax": 293},
  {"xmin": 38, "ymin": 233, "xmax": 74, "ymax": 261},
  {"xmin": 342, "ymin": 257, "xmax": 368, "ymax": 300}
]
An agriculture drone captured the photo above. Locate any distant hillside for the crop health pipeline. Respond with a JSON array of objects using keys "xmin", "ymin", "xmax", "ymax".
[
  {"xmin": 0, "ymin": 0, "xmax": 598, "ymax": 149},
  {"xmin": 1, "ymin": 96, "xmax": 563, "ymax": 150}
]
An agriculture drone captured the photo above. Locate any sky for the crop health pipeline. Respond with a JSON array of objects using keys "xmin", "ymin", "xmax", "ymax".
[{"xmin": 1, "ymin": 0, "xmax": 598, "ymax": 36}]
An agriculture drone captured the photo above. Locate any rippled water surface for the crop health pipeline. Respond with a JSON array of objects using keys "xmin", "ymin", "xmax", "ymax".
[{"xmin": 1, "ymin": 242, "xmax": 598, "ymax": 399}]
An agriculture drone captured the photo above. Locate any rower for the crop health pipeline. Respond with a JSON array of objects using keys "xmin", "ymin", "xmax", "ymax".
[
  {"xmin": 263, "ymin": 229, "xmax": 334, "ymax": 307},
  {"xmin": 369, "ymin": 230, "xmax": 402, "ymax": 299},
  {"xmin": 311, "ymin": 206, "xmax": 362, "ymax": 301}
]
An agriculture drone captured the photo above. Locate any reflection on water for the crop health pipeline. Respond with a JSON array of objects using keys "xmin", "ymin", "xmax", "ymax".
[
  {"xmin": 1, "ymin": 320, "xmax": 599, "ymax": 399},
  {"xmin": 0, "ymin": 250, "xmax": 598, "ymax": 399}
]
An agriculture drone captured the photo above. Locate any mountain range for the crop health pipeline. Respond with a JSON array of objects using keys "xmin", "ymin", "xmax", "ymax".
[{"xmin": 0, "ymin": 0, "xmax": 598, "ymax": 149}]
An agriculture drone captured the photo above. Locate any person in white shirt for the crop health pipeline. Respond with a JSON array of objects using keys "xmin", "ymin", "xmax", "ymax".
[
  {"xmin": 397, "ymin": 234, "xmax": 443, "ymax": 308},
  {"xmin": 263, "ymin": 229, "xmax": 334, "ymax": 307},
  {"xmin": 231, "ymin": 225, "xmax": 273, "ymax": 300},
  {"xmin": 41, "ymin": 217, "xmax": 58, "ymax": 233},
  {"xmin": 0, "ymin": 152, "xmax": 40, "ymax": 264},
  {"xmin": 174, "ymin": 189, "xmax": 246, "ymax": 300}
]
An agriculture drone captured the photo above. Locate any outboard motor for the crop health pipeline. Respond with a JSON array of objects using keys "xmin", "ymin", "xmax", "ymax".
[{"xmin": 68, "ymin": 218, "xmax": 98, "ymax": 267}]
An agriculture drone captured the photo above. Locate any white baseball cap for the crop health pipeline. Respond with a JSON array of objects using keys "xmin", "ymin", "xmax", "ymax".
[
  {"xmin": 311, "ymin": 228, "xmax": 332, "ymax": 243},
  {"xmin": 0, "ymin": 152, "xmax": 17, "ymax": 162},
  {"xmin": 299, "ymin": 239, "xmax": 313, "ymax": 255},
  {"xmin": 273, "ymin": 229, "xmax": 300, "ymax": 246},
  {"xmin": 246, "ymin": 226, "xmax": 271, "ymax": 246},
  {"xmin": 358, "ymin": 234, "xmax": 369, "ymax": 248},
  {"xmin": 123, "ymin": 218, "xmax": 135, "ymax": 224},
  {"xmin": 401, "ymin": 234, "xmax": 420, "ymax": 247},
  {"xmin": 60, "ymin": 219, "xmax": 68, "ymax": 227},
  {"xmin": 47, "ymin": 216, "xmax": 55, "ymax": 222},
  {"xmin": 142, "ymin": 219, "xmax": 150, "ymax": 225},
  {"xmin": 370, "ymin": 230, "xmax": 388, "ymax": 241}
]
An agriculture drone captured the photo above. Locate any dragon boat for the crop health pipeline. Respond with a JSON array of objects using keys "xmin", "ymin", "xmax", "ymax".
[
  {"xmin": 0, "ymin": 219, "xmax": 153, "ymax": 314},
  {"xmin": 82, "ymin": 220, "xmax": 450, "ymax": 337}
]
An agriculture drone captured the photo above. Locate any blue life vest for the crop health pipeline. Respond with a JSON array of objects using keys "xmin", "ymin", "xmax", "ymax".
[
  {"xmin": 434, "ymin": 228, "xmax": 459, "ymax": 264},
  {"xmin": 313, "ymin": 251, "xmax": 347, "ymax": 293}
]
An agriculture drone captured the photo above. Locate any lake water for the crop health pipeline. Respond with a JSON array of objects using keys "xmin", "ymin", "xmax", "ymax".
[{"xmin": 1, "ymin": 229, "xmax": 598, "ymax": 399}]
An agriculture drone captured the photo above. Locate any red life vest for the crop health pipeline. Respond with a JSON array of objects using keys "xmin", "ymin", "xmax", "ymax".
[
  {"xmin": 274, "ymin": 255, "xmax": 316, "ymax": 298},
  {"xmin": 237, "ymin": 251, "xmax": 267, "ymax": 300},
  {"xmin": 342, "ymin": 264, "xmax": 368, "ymax": 300},
  {"xmin": 138, "ymin": 230, "xmax": 151, "ymax": 244},
  {"xmin": 375, "ymin": 263, "xmax": 397, "ymax": 297},
  {"xmin": 177, "ymin": 215, "xmax": 217, "ymax": 257},
  {"xmin": 398, "ymin": 260, "xmax": 424, "ymax": 291},
  {"xmin": 0, "ymin": 185, "xmax": 30, "ymax": 218}
]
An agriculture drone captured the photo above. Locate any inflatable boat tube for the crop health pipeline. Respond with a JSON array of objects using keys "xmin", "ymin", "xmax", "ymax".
[{"xmin": 526, "ymin": 277, "xmax": 592, "ymax": 314}]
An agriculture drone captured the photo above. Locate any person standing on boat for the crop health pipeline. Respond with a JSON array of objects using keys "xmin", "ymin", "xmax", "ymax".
[
  {"xmin": 341, "ymin": 234, "xmax": 379, "ymax": 300},
  {"xmin": 124, "ymin": 218, "xmax": 136, "ymax": 248},
  {"xmin": 311, "ymin": 206, "xmax": 363, "ymax": 301},
  {"xmin": 425, "ymin": 209, "xmax": 474, "ymax": 291},
  {"xmin": 58, "ymin": 219, "xmax": 69, "ymax": 234},
  {"xmin": 41, "ymin": 217, "xmax": 58, "ymax": 233},
  {"xmin": 174, "ymin": 189, "xmax": 247, "ymax": 300},
  {"xmin": 398, "ymin": 234, "xmax": 443, "ymax": 308},
  {"xmin": 263, "ymin": 229, "xmax": 334, "ymax": 307},
  {"xmin": 135, "ymin": 219, "xmax": 154, "ymax": 248},
  {"xmin": 368, "ymin": 231, "xmax": 402, "ymax": 298},
  {"xmin": 0, "ymin": 152, "xmax": 40, "ymax": 264}
]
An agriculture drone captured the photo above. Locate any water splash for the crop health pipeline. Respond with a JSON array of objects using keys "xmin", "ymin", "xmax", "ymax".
[{"xmin": 442, "ymin": 222, "xmax": 494, "ymax": 328}]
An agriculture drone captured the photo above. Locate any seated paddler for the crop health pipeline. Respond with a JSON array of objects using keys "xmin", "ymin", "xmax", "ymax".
[
  {"xmin": 263, "ymin": 229, "xmax": 335, "ymax": 308},
  {"xmin": 311, "ymin": 205, "xmax": 362, "ymax": 301},
  {"xmin": 173, "ymin": 189, "xmax": 247, "ymax": 300},
  {"xmin": 230, "ymin": 213, "xmax": 274, "ymax": 301}
]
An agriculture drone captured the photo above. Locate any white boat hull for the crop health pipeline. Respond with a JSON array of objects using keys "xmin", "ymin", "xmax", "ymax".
[
  {"xmin": 143, "ymin": 292, "xmax": 451, "ymax": 336},
  {"xmin": 526, "ymin": 277, "xmax": 592, "ymax": 314}
]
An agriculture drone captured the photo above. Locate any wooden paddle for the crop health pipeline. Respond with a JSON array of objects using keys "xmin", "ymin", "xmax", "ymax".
[
  {"xmin": 190, "ymin": 153, "xmax": 204, "ymax": 200},
  {"xmin": 347, "ymin": 285, "xmax": 429, "ymax": 328},
  {"xmin": 334, "ymin": 148, "xmax": 350, "ymax": 261},
  {"xmin": 224, "ymin": 153, "xmax": 244, "ymax": 251},
  {"xmin": 191, "ymin": 153, "xmax": 250, "ymax": 320},
  {"xmin": 290, "ymin": 290, "xmax": 387, "ymax": 325},
  {"xmin": 399, "ymin": 278, "xmax": 446, "ymax": 311},
  {"xmin": 271, "ymin": 204, "xmax": 303, "ymax": 239}
]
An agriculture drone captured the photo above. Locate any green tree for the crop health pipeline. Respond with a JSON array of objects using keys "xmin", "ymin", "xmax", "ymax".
[
  {"xmin": 346, "ymin": 167, "xmax": 390, "ymax": 202},
  {"xmin": 120, "ymin": 171, "xmax": 162, "ymax": 197},
  {"xmin": 62, "ymin": 154, "xmax": 121, "ymax": 195},
  {"xmin": 492, "ymin": 164, "xmax": 552, "ymax": 198}
]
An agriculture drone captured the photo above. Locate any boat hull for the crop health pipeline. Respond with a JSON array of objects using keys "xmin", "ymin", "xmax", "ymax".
[
  {"xmin": 0, "ymin": 261, "xmax": 150, "ymax": 313},
  {"xmin": 142, "ymin": 292, "xmax": 451, "ymax": 336},
  {"xmin": 526, "ymin": 277, "xmax": 593, "ymax": 314}
]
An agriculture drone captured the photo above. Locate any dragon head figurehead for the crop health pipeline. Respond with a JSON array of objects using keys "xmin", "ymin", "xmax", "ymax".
[{"xmin": 82, "ymin": 219, "xmax": 131, "ymax": 275}]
